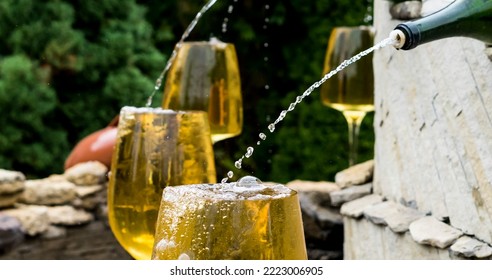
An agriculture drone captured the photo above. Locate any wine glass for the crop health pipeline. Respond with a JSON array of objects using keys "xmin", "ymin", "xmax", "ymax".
[
  {"xmin": 151, "ymin": 176, "xmax": 307, "ymax": 260},
  {"xmin": 320, "ymin": 26, "xmax": 375, "ymax": 166},
  {"xmin": 107, "ymin": 106, "xmax": 217, "ymax": 260},
  {"xmin": 161, "ymin": 37, "xmax": 243, "ymax": 144}
]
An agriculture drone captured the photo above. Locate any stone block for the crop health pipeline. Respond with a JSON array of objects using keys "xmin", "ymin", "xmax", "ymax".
[
  {"xmin": 46, "ymin": 205, "xmax": 93, "ymax": 226},
  {"xmin": 287, "ymin": 180, "xmax": 340, "ymax": 207},
  {"xmin": 335, "ymin": 160, "xmax": 374, "ymax": 188},
  {"xmin": 64, "ymin": 161, "xmax": 108, "ymax": 186},
  {"xmin": 389, "ymin": 1, "xmax": 422, "ymax": 20},
  {"xmin": 3, "ymin": 205, "xmax": 50, "ymax": 236},
  {"xmin": 0, "ymin": 214, "xmax": 24, "ymax": 253},
  {"xmin": 450, "ymin": 236, "xmax": 492, "ymax": 259},
  {"xmin": 0, "ymin": 192, "xmax": 23, "ymax": 208},
  {"xmin": 330, "ymin": 183, "xmax": 372, "ymax": 206},
  {"xmin": 409, "ymin": 216, "xmax": 463, "ymax": 249},
  {"xmin": 0, "ymin": 169, "xmax": 25, "ymax": 195},
  {"xmin": 363, "ymin": 200, "xmax": 425, "ymax": 232},
  {"xmin": 340, "ymin": 194, "xmax": 384, "ymax": 218},
  {"xmin": 19, "ymin": 179, "xmax": 77, "ymax": 205}
]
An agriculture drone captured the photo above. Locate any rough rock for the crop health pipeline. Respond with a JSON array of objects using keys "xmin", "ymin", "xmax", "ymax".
[
  {"xmin": 46, "ymin": 205, "xmax": 93, "ymax": 226},
  {"xmin": 71, "ymin": 185, "xmax": 106, "ymax": 210},
  {"xmin": 0, "ymin": 169, "xmax": 25, "ymax": 195},
  {"xmin": 340, "ymin": 194, "xmax": 384, "ymax": 218},
  {"xmin": 71, "ymin": 191, "xmax": 106, "ymax": 210},
  {"xmin": 363, "ymin": 200, "xmax": 425, "ymax": 233},
  {"xmin": 390, "ymin": 1, "xmax": 422, "ymax": 20},
  {"xmin": 296, "ymin": 190, "xmax": 343, "ymax": 227},
  {"xmin": 0, "ymin": 214, "xmax": 24, "ymax": 252},
  {"xmin": 409, "ymin": 216, "xmax": 463, "ymax": 248},
  {"xmin": 384, "ymin": 205, "xmax": 425, "ymax": 233},
  {"xmin": 486, "ymin": 46, "xmax": 492, "ymax": 62},
  {"xmin": 3, "ymin": 205, "xmax": 50, "ymax": 236},
  {"xmin": 64, "ymin": 161, "xmax": 108, "ymax": 186},
  {"xmin": 363, "ymin": 201, "xmax": 401, "ymax": 225},
  {"xmin": 287, "ymin": 180, "xmax": 340, "ymax": 207},
  {"xmin": 334, "ymin": 160, "xmax": 374, "ymax": 188},
  {"xmin": 450, "ymin": 236, "xmax": 492, "ymax": 259},
  {"xmin": 329, "ymin": 183, "xmax": 372, "ymax": 206},
  {"xmin": 41, "ymin": 225, "xmax": 67, "ymax": 239},
  {"xmin": 421, "ymin": 0, "xmax": 454, "ymax": 17},
  {"xmin": 0, "ymin": 192, "xmax": 23, "ymax": 208},
  {"xmin": 19, "ymin": 179, "xmax": 77, "ymax": 205},
  {"xmin": 74, "ymin": 185, "xmax": 104, "ymax": 198},
  {"xmin": 287, "ymin": 180, "xmax": 342, "ymax": 226}
]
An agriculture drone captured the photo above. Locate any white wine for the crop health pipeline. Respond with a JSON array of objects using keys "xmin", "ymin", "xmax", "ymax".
[
  {"xmin": 108, "ymin": 107, "xmax": 216, "ymax": 260},
  {"xmin": 152, "ymin": 178, "xmax": 307, "ymax": 260},
  {"xmin": 162, "ymin": 39, "xmax": 243, "ymax": 143},
  {"xmin": 320, "ymin": 26, "xmax": 375, "ymax": 112}
]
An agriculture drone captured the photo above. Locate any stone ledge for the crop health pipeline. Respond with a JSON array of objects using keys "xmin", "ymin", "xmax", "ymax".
[
  {"xmin": 342, "ymin": 194, "xmax": 492, "ymax": 259},
  {"xmin": 332, "ymin": 160, "xmax": 492, "ymax": 260},
  {"xmin": 0, "ymin": 162, "xmax": 130, "ymax": 259}
]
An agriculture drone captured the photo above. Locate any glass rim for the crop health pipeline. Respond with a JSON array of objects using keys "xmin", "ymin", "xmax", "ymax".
[
  {"xmin": 177, "ymin": 38, "xmax": 235, "ymax": 49},
  {"xmin": 161, "ymin": 182, "xmax": 298, "ymax": 202},
  {"xmin": 120, "ymin": 106, "xmax": 208, "ymax": 116}
]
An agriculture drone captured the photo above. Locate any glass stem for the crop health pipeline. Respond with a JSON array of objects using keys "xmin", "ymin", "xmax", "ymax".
[{"xmin": 342, "ymin": 110, "xmax": 366, "ymax": 166}]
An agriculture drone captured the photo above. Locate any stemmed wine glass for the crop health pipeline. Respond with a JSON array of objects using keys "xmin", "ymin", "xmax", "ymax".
[
  {"xmin": 161, "ymin": 37, "xmax": 243, "ymax": 144},
  {"xmin": 320, "ymin": 26, "xmax": 375, "ymax": 166},
  {"xmin": 107, "ymin": 106, "xmax": 217, "ymax": 260}
]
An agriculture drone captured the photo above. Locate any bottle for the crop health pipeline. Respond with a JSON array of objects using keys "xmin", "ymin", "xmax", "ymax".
[{"xmin": 391, "ymin": 0, "xmax": 492, "ymax": 50}]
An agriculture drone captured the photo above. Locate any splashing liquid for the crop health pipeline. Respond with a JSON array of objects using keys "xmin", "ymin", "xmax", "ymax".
[
  {"xmin": 145, "ymin": 0, "xmax": 219, "ymax": 107},
  {"xmin": 221, "ymin": 36, "xmax": 398, "ymax": 183},
  {"xmin": 222, "ymin": 1, "xmax": 238, "ymax": 34}
]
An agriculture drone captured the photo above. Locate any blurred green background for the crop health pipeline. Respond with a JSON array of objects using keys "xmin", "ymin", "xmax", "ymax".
[{"xmin": 0, "ymin": 0, "xmax": 375, "ymax": 182}]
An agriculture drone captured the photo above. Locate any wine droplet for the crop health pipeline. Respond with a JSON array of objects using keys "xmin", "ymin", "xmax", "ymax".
[{"xmin": 245, "ymin": 147, "xmax": 254, "ymax": 158}]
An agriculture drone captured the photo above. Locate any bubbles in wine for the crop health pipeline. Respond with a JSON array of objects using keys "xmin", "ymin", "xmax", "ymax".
[{"xmin": 237, "ymin": 175, "xmax": 263, "ymax": 188}]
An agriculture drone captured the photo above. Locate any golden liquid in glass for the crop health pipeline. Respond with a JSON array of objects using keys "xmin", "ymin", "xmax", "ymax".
[
  {"xmin": 320, "ymin": 27, "xmax": 375, "ymax": 113},
  {"xmin": 162, "ymin": 41, "xmax": 243, "ymax": 143},
  {"xmin": 152, "ymin": 182, "xmax": 307, "ymax": 260},
  {"xmin": 108, "ymin": 107, "xmax": 217, "ymax": 260}
]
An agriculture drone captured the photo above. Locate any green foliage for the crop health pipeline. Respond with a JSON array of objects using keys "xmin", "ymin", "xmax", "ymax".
[
  {"xmin": 0, "ymin": 0, "xmax": 375, "ymax": 182},
  {"xmin": 0, "ymin": 55, "xmax": 67, "ymax": 176},
  {"xmin": 0, "ymin": 0, "xmax": 165, "ymax": 177}
]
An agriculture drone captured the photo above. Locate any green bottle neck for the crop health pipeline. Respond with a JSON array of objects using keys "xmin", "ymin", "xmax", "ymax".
[{"xmin": 395, "ymin": 0, "xmax": 492, "ymax": 50}]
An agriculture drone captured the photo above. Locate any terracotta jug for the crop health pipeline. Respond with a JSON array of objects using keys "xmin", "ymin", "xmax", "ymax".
[{"xmin": 64, "ymin": 115, "xmax": 119, "ymax": 170}]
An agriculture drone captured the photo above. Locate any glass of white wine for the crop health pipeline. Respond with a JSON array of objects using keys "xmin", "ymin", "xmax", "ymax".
[
  {"xmin": 320, "ymin": 26, "xmax": 375, "ymax": 166},
  {"xmin": 151, "ymin": 176, "xmax": 307, "ymax": 260},
  {"xmin": 161, "ymin": 37, "xmax": 243, "ymax": 144},
  {"xmin": 107, "ymin": 106, "xmax": 217, "ymax": 260}
]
